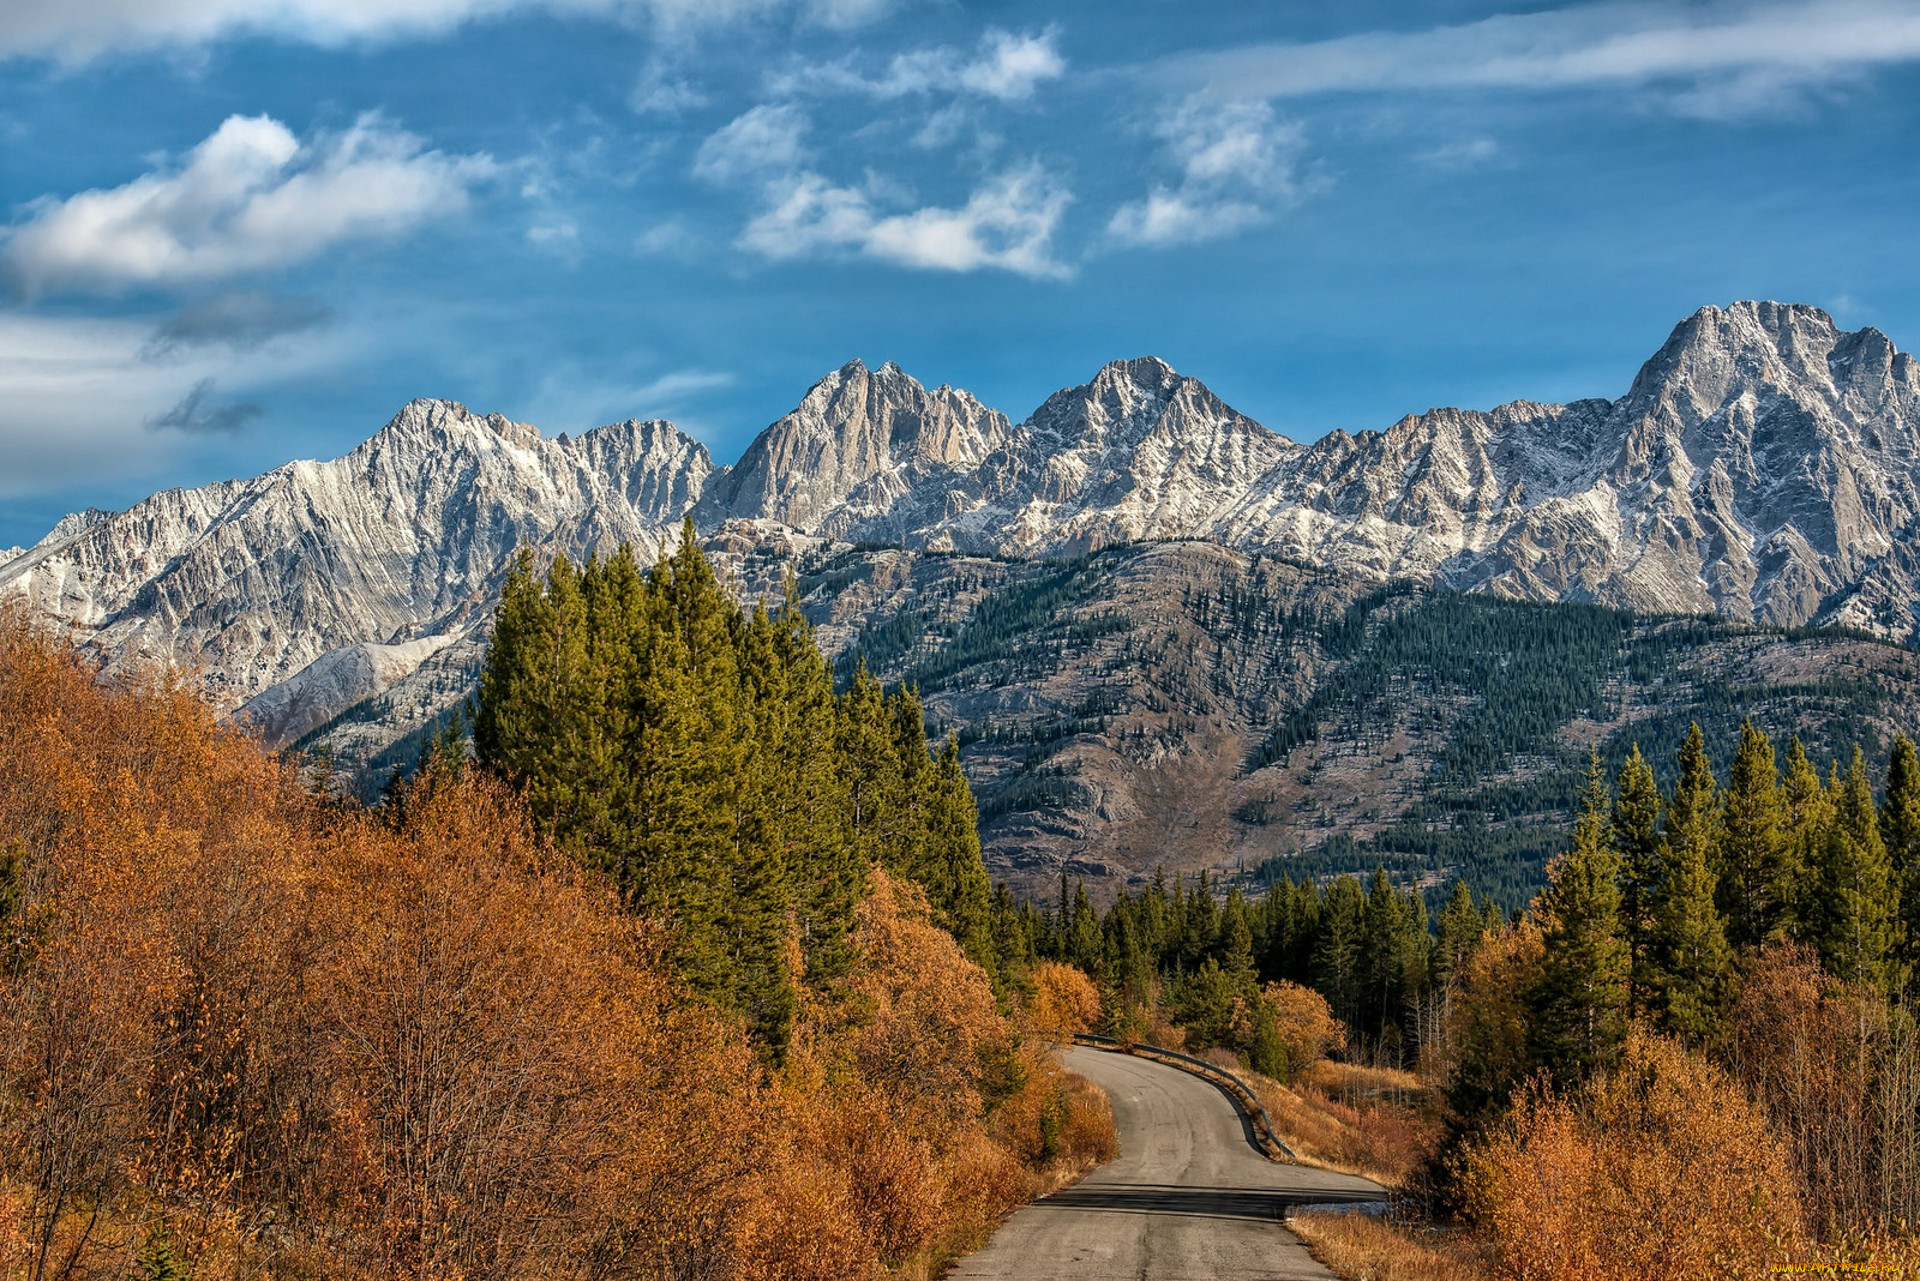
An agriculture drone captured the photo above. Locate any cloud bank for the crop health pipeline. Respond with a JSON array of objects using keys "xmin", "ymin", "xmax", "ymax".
[{"xmin": 2, "ymin": 114, "xmax": 493, "ymax": 296}]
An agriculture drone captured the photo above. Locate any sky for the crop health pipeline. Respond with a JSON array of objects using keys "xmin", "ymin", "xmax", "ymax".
[{"xmin": 2, "ymin": 0, "xmax": 1919, "ymax": 547}]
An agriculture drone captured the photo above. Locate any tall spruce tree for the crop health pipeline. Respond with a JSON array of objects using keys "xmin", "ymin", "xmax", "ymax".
[
  {"xmin": 1647, "ymin": 807, "xmax": 1730, "ymax": 1046},
  {"xmin": 1806, "ymin": 748, "xmax": 1900, "ymax": 995},
  {"xmin": 1611, "ymin": 744, "xmax": 1663, "ymax": 1012},
  {"xmin": 1527, "ymin": 754, "xmax": 1629, "ymax": 1083},
  {"xmin": 1883, "ymin": 734, "xmax": 1920, "ymax": 984},
  {"xmin": 1718, "ymin": 720, "xmax": 1792, "ymax": 947}
]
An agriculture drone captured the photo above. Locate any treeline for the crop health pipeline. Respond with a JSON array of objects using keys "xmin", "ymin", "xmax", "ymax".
[{"xmin": 476, "ymin": 519, "xmax": 991, "ymax": 1050}]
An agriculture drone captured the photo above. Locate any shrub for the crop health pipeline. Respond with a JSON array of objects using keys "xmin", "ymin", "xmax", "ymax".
[{"xmin": 1462, "ymin": 1028, "xmax": 1804, "ymax": 1280}]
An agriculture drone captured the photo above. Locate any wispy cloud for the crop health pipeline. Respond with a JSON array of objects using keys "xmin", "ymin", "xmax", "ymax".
[
  {"xmin": 0, "ymin": 308, "xmax": 339, "ymax": 498},
  {"xmin": 1418, "ymin": 136, "xmax": 1502, "ymax": 168},
  {"xmin": 1108, "ymin": 98, "xmax": 1307, "ymax": 248},
  {"xmin": 774, "ymin": 26, "xmax": 1066, "ymax": 101},
  {"xmin": 2, "ymin": 114, "xmax": 494, "ymax": 296},
  {"xmin": 693, "ymin": 104, "xmax": 810, "ymax": 185},
  {"xmin": 1154, "ymin": 0, "xmax": 1920, "ymax": 116},
  {"xmin": 0, "ymin": 0, "xmax": 897, "ymax": 63},
  {"xmin": 742, "ymin": 164, "xmax": 1071, "ymax": 278}
]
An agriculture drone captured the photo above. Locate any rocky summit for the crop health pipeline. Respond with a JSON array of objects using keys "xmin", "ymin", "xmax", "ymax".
[{"xmin": 7, "ymin": 301, "xmax": 1920, "ymax": 889}]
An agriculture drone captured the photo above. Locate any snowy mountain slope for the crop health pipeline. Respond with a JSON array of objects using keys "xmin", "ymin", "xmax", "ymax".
[{"xmin": 1, "ymin": 398, "xmax": 713, "ymax": 736}]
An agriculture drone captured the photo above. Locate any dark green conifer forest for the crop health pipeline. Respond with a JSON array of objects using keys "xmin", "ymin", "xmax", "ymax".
[{"xmin": 473, "ymin": 520, "xmax": 994, "ymax": 1049}]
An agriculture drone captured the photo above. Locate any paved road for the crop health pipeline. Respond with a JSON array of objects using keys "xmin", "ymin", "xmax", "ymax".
[{"xmin": 950, "ymin": 1046, "xmax": 1387, "ymax": 1281}]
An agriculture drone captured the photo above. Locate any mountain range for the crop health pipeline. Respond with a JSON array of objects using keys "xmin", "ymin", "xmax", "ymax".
[{"xmin": 6, "ymin": 300, "xmax": 1920, "ymax": 893}]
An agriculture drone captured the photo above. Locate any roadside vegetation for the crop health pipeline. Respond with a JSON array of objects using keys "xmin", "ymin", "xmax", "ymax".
[
  {"xmin": 0, "ymin": 526, "xmax": 1116, "ymax": 1281},
  {"xmin": 1026, "ymin": 723, "xmax": 1920, "ymax": 1278}
]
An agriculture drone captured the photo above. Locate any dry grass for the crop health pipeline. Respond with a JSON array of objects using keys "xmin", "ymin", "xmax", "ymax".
[
  {"xmin": 1289, "ymin": 1210, "xmax": 1493, "ymax": 1281},
  {"xmin": 1252, "ymin": 1060, "xmax": 1440, "ymax": 1189}
]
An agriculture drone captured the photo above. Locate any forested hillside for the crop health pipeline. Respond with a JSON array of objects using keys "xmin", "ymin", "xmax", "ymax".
[{"xmin": 801, "ymin": 539, "xmax": 1920, "ymax": 904}]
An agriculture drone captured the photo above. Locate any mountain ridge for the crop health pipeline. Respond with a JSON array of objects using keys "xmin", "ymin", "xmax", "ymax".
[{"xmin": 5, "ymin": 300, "xmax": 1920, "ymax": 877}]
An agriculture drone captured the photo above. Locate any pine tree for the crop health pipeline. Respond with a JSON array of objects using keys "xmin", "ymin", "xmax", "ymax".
[
  {"xmin": 634, "ymin": 522, "xmax": 750, "ymax": 1001},
  {"xmin": 1068, "ymin": 880, "xmax": 1102, "ymax": 972},
  {"xmin": 838, "ymin": 660, "xmax": 904, "ymax": 872},
  {"xmin": 1647, "ymin": 810, "xmax": 1730, "ymax": 1046},
  {"xmin": 1718, "ymin": 720, "xmax": 1792, "ymax": 947},
  {"xmin": 920, "ymin": 736, "xmax": 994, "ymax": 974},
  {"xmin": 1779, "ymin": 736, "xmax": 1831, "ymax": 930},
  {"xmin": 1314, "ymin": 876, "xmax": 1365, "ymax": 1030},
  {"xmin": 1806, "ymin": 747, "xmax": 1900, "ymax": 994},
  {"xmin": 1527, "ymin": 754, "xmax": 1628, "ymax": 1083},
  {"xmin": 1434, "ymin": 881, "xmax": 1484, "ymax": 992},
  {"xmin": 1611, "ymin": 743, "xmax": 1662, "ymax": 1011},
  {"xmin": 1219, "ymin": 891, "xmax": 1258, "ymax": 996},
  {"xmin": 1883, "ymin": 734, "xmax": 1920, "ymax": 983}
]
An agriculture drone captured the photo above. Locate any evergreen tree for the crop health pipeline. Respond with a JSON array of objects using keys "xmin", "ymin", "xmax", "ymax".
[
  {"xmin": 473, "ymin": 529, "xmax": 996, "ymax": 1053},
  {"xmin": 923, "ymin": 736, "xmax": 994, "ymax": 971},
  {"xmin": 1314, "ymin": 876, "xmax": 1365, "ymax": 1030},
  {"xmin": 1882, "ymin": 734, "xmax": 1920, "ymax": 982},
  {"xmin": 1527, "ymin": 754, "xmax": 1628, "ymax": 1084},
  {"xmin": 1805, "ymin": 747, "xmax": 1900, "ymax": 994},
  {"xmin": 1647, "ymin": 809, "xmax": 1730, "ymax": 1046},
  {"xmin": 1780, "ymin": 736, "xmax": 1833, "ymax": 932},
  {"xmin": 1717, "ymin": 720, "xmax": 1792, "ymax": 947},
  {"xmin": 1434, "ymin": 881, "xmax": 1484, "ymax": 993},
  {"xmin": 1611, "ymin": 743, "xmax": 1662, "ymax": 1011},
  {"xmin": 1219, "ymin": 891, "xmax": 1258, "ymax": 995}
]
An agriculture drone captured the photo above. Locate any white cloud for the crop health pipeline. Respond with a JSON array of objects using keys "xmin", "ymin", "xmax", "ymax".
[
  {"xmin": 632, "ymin": 368, "xmax": 733, "ymax": 403},
  {"xmin": 741, "ymin": 164, "xmax": 1070, "ymax": 278},
  {"xmin": 1108, "ymin": 98, "xmax": 1306, "ymax": 248},
  {"xmin": 0, "ymin": 0, "xmax": 891, "ymax": 62},
  {"xmin": 2, "ymin": 114, "xmax": 494, "ymax": 296},
  {"xmin": 520, "ymin": 363, "xmax": 732, "ymax": 433},
  {"xmin": 1156, "ymin": 0, "xmax": 1920, "ymax": 114},
  {"xmin": 634, "ymin": 219, "xmax": 700, "ymax": 257},
  {"xmin": 1419, "ymin": 136, "xmax": 1502, "ymax": 168},
  {"xmin": 777, "ymin": 26, "xmax": 1066, "ymax": 101},
  {"xmin": 693, "ymin": 104, "xmax": 810, "ymax": 184},
  {"xmin": 803, "ymin": 0, "xmax": 897, "ymax": 32}
]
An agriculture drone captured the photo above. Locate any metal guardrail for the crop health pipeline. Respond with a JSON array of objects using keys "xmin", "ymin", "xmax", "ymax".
[{"xmin": 1070, "ymin": 1032, "xmax": 1299, "ymax": 1162}]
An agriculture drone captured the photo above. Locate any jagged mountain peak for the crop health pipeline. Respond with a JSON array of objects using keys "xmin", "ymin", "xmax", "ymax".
[
  {"xmin": 359, "ymin": 397, "xmax": 544, "ymax": 455},
  {"xmin": 704, "ymin": 358, "xmax": 1008, "ymax": 532}
]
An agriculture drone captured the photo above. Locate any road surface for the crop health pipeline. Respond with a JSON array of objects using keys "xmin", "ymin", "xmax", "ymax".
[{"xmin": 950, "ymin": 1045, "xmax": 1386, "ymax": 1280}]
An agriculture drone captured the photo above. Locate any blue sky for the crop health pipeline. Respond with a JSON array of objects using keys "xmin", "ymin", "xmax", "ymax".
[{"xmin": 2, "ymin": 0, "xmax": 1919, "ymax": 546}]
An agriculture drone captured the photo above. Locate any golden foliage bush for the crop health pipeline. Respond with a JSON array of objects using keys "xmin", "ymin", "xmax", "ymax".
[
  {"xmin": 1726, "ymin": 940, "xmax": 1920, "ymax": 1241},
  {"xmin": 1026, "ymin": 961, "xmax": 1101, "ymax": 1042},
  {"xmin": 1462, "ymin": 1028, "xmax": 1804, "ymax": 1281},
  {"xmin": 1262, "ymin": 980, "xmax": 1346, "ymax": 1074},
  {"xmin": 0, "ymin": 614, "xmax": 1081, "ymax": 1281}
]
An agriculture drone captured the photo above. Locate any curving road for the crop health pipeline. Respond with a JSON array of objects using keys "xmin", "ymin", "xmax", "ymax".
[{"xmin": 951, "ymin": 1046, "xmax": 1386, "ymax": 1281}]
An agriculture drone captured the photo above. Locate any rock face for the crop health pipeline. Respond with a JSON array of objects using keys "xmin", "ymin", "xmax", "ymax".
[
  {"xmin": 697, "ymin": 358, "xmax": 1009, "ymax": 537},
  {"xmin": 6, "ymin": 299, "xmax": 1920, "ymax": 782}
]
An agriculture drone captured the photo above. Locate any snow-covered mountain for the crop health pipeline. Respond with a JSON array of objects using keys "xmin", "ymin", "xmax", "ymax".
[
  {"xmin": 0, "ymin": 398, "xmax": 712, "ymax": 740},
  {"xmin": 5, "ymin": 300, "xmax": 1919, "ymax": 760}
]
